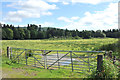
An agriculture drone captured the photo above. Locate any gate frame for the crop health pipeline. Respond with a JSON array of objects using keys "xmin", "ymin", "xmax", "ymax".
[{"xmin": 7, "ymin": 47, "xmax": 106, "ymax": 72}]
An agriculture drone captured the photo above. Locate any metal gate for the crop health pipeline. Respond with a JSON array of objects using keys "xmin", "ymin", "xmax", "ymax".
[{"xmin": 8, "ymin": 47, "xmax": 105, "ymax": 72}]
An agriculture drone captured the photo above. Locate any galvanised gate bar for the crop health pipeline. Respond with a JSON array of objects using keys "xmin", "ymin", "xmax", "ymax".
[{"xmin": 7, "ymin": 47, "xmax": 106, "ymax": 73}]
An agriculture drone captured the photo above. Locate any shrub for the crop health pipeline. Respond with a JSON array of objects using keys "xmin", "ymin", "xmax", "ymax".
[
  {"xmin": 102, "ymin": 59, "xmax": 118, "ymax": 78},
  {"xmin": 99, "ymin": 40, "xmax": 120, "ymax": 53},
  {"xmin": 118, "ymin": 71, "xmax": 120, "ymax": 78},
  {"xmin": 99, "ymin": 40, "xmax": 120, "ymax": 59},
  {"xmin": 74, "ymin": 36, "xmax": 80, "ymax": 39},
  {"xmin": 89, "ymin": 59, "xmax": 119, "ymax": 78}
]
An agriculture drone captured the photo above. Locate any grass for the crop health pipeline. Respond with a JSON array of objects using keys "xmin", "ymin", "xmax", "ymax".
[
  {"xmin": 2, "ymin": 57, "xmax": 89, "ymax": 78},
  {"xmin": 1, "ymin": 38, "xmax": 119, "ymax": 78},
  {"xmin": 2, "ymin": 38, "xmax": 118, "ymax": 53}
]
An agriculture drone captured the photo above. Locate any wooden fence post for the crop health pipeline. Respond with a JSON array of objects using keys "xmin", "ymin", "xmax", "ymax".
[
  {"xmin": 97, "ymin": 55, "xmax": 103, "ymax": 72},
  {"xmin": 7, "ymin": 47, "xmax": 10, "ymax": 59}
]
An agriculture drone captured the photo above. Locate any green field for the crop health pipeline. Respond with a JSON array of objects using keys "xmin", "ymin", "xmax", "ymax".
[
  {"xmin": 2, "ymin": 38, "xmax": 118, "ymax": 52},
  {"xmin": 1, "ymin": 38, "xmax": 119, "ymax": 78}
]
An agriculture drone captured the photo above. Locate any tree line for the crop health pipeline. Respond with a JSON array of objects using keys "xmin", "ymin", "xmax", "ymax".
[{"xmin": 2, "ymin": 24, "xmax": 120, "ymax": 40}]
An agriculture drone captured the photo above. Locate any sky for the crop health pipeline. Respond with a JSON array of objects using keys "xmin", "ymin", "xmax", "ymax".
[{"xmin": 0, "ymin": 0, "xmax": 119, "ymax": 31}]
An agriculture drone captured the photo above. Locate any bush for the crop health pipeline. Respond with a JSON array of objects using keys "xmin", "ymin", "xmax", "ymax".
[
  {"xmin": 89, "ymin": 59, "xmax": 119, "ymax": 78},
  {"xmin": 102, "ymin": 59, "xmax": 118, "ymax": 78},
  {"xmin": 99, "ymin": 40, "xmax": 120, "ymax": 58},
  {"xmin": 99, "ymin": 40, "xmax": 120, "ymax": 53},
  {"xmin": 118, "ymin": 71, "xmax": 120, "ymax": 78},
  {"xmin": 99, "ymin": 43, "xmax": 116, "ymax": 51},
  {"xmin": 74, "ymin": 36, "xmax": 80, "ymax": 39}
]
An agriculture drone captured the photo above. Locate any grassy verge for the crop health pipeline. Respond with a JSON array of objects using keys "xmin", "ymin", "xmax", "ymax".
[{"xmin": 2, "ymin": 56, "xmax": 91, "ymax": 78}]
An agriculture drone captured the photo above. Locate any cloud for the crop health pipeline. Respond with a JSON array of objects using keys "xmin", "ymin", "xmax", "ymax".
[
  {"xmin": 57, "ymin": 16, "xmax": 80, "ymax": 22},
  {"xmin": 71, "ymin": 16, "xmax": 80, "ymax": 20},
  {"xmin": 4, "ymin": 0, "xmax": 58, "ymax": 22},
  {"xmin": 46, "ymin": 0, "xmax": 118, "ymax": 5},
  {"xmin": 4, "ymin": 17, "xmax": 22, "ymax": 22},
  {"xmin": 1, "ymin": 0, "xmax": 18, "ymax": 2},
  {"xmin": 0, "ymin": 21, "xmax": 6, "ymax": 24},
  {"xmin": 46, "ymin": 0, "xmax": 59, "ymax": 3},
  {"xmin": 41, "ymin": 22, "xmax": 55, "ymax": 27},
  {"xmin": 71, "ymin": 0, "xmax": 118, "ymax": 5},
  {"xmin": 41, "ymin": 12, "xmax": 52, "ymax": 15},
  {"xmin": 2, "ymin": 0, "xmax": 118, "ymax": 5},
  {"xmin": 59, "ymin": 3, "xmax": 118, "ymax": 30},
  {"xmin": 57, "ymin": 16, "xmax": 73, "ymax": 22},
  {"xmin": 62, "ymin": 1, "xmax": 69, "ymax": 5},
  {"xmin": 7, "ymin": 0, "xmax": 58, "ymax": 10},
  {"xmin": 3, "ymin": 10, "xmax": 41, "ymax": 22}
]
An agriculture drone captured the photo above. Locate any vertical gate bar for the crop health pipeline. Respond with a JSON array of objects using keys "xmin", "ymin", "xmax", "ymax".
[
  {"xmin": 70, "ymin": 51, "xmax": 73, "ymax": 72},
  {"xmin": 44, "ymin": 50, "xmax": 45, "ymax": 69},
  {"xmin": 10, "ymin": 47, "xmax": 12, "ymax": 60},
  {"xmin": 18, "ymin": 56, "xmax": 19, "ymax": 64},
  {"xmin": 34, "ymin": 56, "xmax": 36, "ymax": 67},
  {"xmin": 17, "ymin": 48, "xmax": 18, "ymax": 63},
  {"xmin": 44, "ymin": 50, "xmax": 46, "ymax": 69},
  {"xmin": 46, "ymin": 52, "xmax": 47, "ymax": 69},
  {"xmin": 17, "ymin": 49, "xmax": 19, "ymax": 64},
  {"xmin": 88, "ymin": 53, "xmax": 90, "ymax": 72},
  {"xmin": 26, "ymin": 52, "xmax": 27, "ymax": 65},
  {"xmin": 18, "ymin": 49, "xmax": 20, "ymax": 64},
  {"xmin": 57, "ymin": 50, "xmax": 60, "ymax": 69}
]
